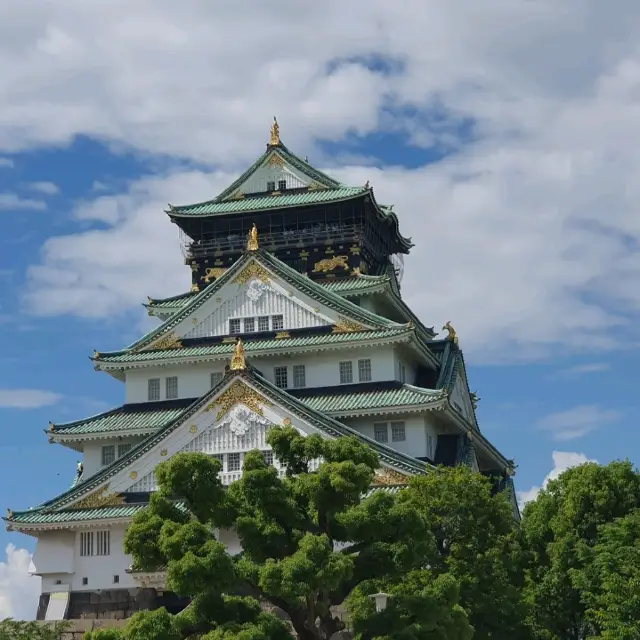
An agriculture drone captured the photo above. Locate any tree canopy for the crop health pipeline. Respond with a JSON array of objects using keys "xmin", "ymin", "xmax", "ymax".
[{"xmin": 0, "ymin": 619, "xmax": 70, "ymax": 640}]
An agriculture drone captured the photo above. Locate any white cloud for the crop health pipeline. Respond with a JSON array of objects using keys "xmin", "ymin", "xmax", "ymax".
[
  {"xmin": 517, "ymin": 451, "xmax": 597, "ymax": 509},
  {"xmin": 0, "ymin": 193, "xmax": 46, "ymax": 211},
  {"xmin": 7, "ymin": 0, "xmax": 640, "ymax": 361},
  {"xmin": 536, "ymin": 404, "xmax": 620, "ymax": 441},
  {"xmin": 0, "ymin": 545, "xmax": 41, "ymax": 620},
  {"xmin": 554, "ymin": 363, "xmax": 611, "ymax": 377},
  {"xmin": 26, "ymin": 181, "xmax": 59, "ymax": 195},
  {"xmin": 0, "ymin": 389, "xmax": 62, "ymax": 409},
  {"xmin": 0, "ymin": 158, "xmax": 13, "ymax": 168}
]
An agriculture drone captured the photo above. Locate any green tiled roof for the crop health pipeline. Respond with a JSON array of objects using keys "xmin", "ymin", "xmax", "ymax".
[
  {"xmin": 51, "ymin": 404, "xmax": 189, "ymax": 436},
  {"xmin": 147, "ymin": 291, "xmax": 196, "ymax": 310},
  {"xmin": 169, "ymin": 187, "xmax": 367, "ymax": 217},
  {"xmin": 97, "ymin": 327, "xmax": 410, "ymax": 365},
  {"xmin": 300, "ymin": 384, "xmax": 446, "ymax": 415}
]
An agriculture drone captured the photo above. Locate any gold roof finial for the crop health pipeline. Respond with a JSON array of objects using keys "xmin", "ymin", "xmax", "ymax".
[
  {"xmin": 247, "ymin": 223, "xmax": 259, "ymax": 251},
  {"xmin": 230, "ymin": 338, "xmax": 246, "ymax": 371},
  {"xmin": 269, "ymin": 116, "xmax": 280, "ymax": 146},
  {"xmin": 6, "ymin": 509, "xmax": 13, "ymax": 520},
  {"xmin": 442, "ymin": 321, "xmax": 458, "ymax": 344}
]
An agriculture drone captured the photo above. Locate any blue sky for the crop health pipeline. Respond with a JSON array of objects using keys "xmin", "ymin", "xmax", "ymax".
[{"xmin": 2, "ymin": 0, "xmax": 640, "ymax": 619}]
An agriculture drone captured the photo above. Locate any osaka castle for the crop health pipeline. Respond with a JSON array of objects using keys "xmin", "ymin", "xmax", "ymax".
[{"xmin": 5, "ymin": 119, "xmax": 518, "ymax": 622}]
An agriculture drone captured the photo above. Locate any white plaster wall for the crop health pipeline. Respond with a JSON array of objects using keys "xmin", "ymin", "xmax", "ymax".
[
  {"xmin": 124, "ymin": 346, "xmax": 397, "ymax": 404},
  {"xmin": 82, "ymin": 436, "xmax": 145, "ymax": 478},
  {"xmin": 32, "ymin": 532, "xmax": 75, "ymax": 576},
  {"xmin": 344, "ymin": 413, "xmax": 439, "ymax": 460}
]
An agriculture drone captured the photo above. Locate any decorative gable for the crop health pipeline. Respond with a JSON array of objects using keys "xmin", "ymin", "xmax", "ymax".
[{"xmin": 450, "ymin": 372, "xmax": 475, "ymax": 423}]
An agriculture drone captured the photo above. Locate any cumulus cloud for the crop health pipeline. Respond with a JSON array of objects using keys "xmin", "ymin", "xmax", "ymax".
[
  {"xmin": 0, "ymin": 389, "xmax": 62, "ymax": 409},
  {"xmin": 26, "ymin": 181, "xmax": 59, "ymax": 195},
  {"xmin": 0, "ymin": 545, "xmax": 41, "ymax": 620},
  {"xmin": 7, "ymin": 0, "xmax": 640, "ymax": 361},
  {"xmin": 536, "ymin": 404, "xmax": 620, "ymax": 441},
  {"xmin": 517, "ymin": 450, "xmax": 597, "ymax": 509}
]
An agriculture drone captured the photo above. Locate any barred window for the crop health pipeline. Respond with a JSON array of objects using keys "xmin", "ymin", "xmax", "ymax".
[
  {"xmin": 148, "ymin": 378, "xmax": 160, "ymax": 401},
  {"xmin": 166, "ymin": 376, "xmax": 178, "ymax": 399},
  {"xmin": 96, "ymin": 530, "xmax": 110, "ymax": 556},
  {"xmin": 227, "ymin": 453, "xmax": 241, "ymax": 472},
  {"xmin": 373, "ymin": 423, "xmax": 388, "ymax": 443},
  {"xmin": 274, "ymin": 366, "xmax": 288, "ymax": 388},
  {"xmin": 427, "ymin": 434, "xmax": 434, "ymax": 460},
  {"xmin": 210, "ymin": 372, "xmax": 223, "ymax": 388},
  {"xmin": 80, "ymin": 532, "xmax": 94, "ymax": 557},
  {"xmin": 101, "ymin": 445, "xmax": 115, "ymax": 466},
  {"xmin": 229, "ymin": 318, "xmax": 241, "ymax": 334},
  {"xmin": 278, "ymin": 179, "xmax": 287, "ymax": 191},
  {"xmin": 258, "ymin": 316, "xmax": 270, "ymax": 332},
  {"xmin": 266, "ymin": 180, "xmax": 276, "ymax": 192},
  {"xmin": 272, "ymin": 315, "xmax": 284, "ymax": 331},
  {"xmin": 262, "ymin": 450, "xmax": 274, "ymax": 466},
  {"xmin": 117, "ymin": 443, "xmax": 131, "ymax": 458},
  {"xmin": 293, "ymin": 364, "xmax": 306, "ymax": 388},
  {"xmin": 391, "ymin": 422, "xmax": 406, "ymax": 442},
  {"xmin": 358, "ymin": 359, "xmax": 372, "ymax": 382},
  {"xmin": 339, "ymin": 361, "xmax": 353, "ymax": 384},
  {"xmin": 244, "ymin": 317, "xmax": 255, "ymax": 333}
]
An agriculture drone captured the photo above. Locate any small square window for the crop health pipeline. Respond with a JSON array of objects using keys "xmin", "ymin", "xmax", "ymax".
[
  {"xmin": 278, "ymin": 179, "xmax": 287, "ymax": 191},
  {"xmin": 258, "ymin": 316, "xmax": 270, "ymax": 332},
  {"xmin": 358, "ymin": 359, "xmax": 372, "ymax": 382},
  {"xmin": 266, "ymin": 180, "xmax": 276, "ymax": 192},
  {"xmin": 272, "ymin": 315, "xmax": 284, "ymax": 331},
  {"xmin": 374, "ymin": 423, "xmax": 388, "ymax": 443},
  {"xmin": 55, "ymin": 579, "xmax": 62, "ymax": 585},
  {"xmin": 166, "ymin": 376, "xmax": 178, "ymax": 399},
  {"xmin": 274, "ymin": 366, "xmax": 288, "ymax": 388},
  {"xmin": 82, "ymin": 577, "xmax": 88, "ymax": 586},
  {"xmin": 101, "ymin": 445, "xmax": 115, "ymax": 466},
  {"xmin": 339, "ymin": 361, "xmax": 353, "ymax": 384},
  {"xmin": 117, "ymin": 443, "xmax": 131, "ymax": 458},
  {"xmin": 244, "ymin": 317, "xmax": 255, "ymax": 333},
  {"xmin": 263, "ymin": 450, "xmax": 274, "ymax": 466},
  {"xmin": 229, "ymin": 318, "xmax": 241, "ymax": 334},
  {"xmin": 391, "ymin": 422, "xmax": 406, "ymax": 442},
  {"xmin": 293, "ymin": 364, "xmax": 306, "ymax": 388},
  {"xmin": 210, "ymin": 372, "xmax": 223, "ymax": 388},
  {"xmin": 227, "ymin": 452, "xmax": 241, "ymax": 472},
  {"xmin": 148, "ymin": 378, "xmax": 160, "ymax": 401},
  {"xmin": 113, "ymin": 575, "xmax": 119, "ymax": 584}
]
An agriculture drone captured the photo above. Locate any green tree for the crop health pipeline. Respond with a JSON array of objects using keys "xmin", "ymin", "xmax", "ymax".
[
  {"xmin": 114, "ymin": 427, "xmax": 466, "ymax": 640},
  {"xmin": 521, "ymin": 459, "xmax": 640, "ymax": 639},
  {"xmin": 0, "ymin": 619, "xmax": 70, "ymax": 640},
  {"xmin": 398, "ymin": 465, "xmax": 532, "ymax": 640}
]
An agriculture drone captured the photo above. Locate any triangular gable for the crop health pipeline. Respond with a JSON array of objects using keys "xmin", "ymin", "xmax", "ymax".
[
  {"xmin": 117, "ymin": 250, "xmax": 401, "ymax": 354},
  {"xmin": 436, "ymin": 343, "xmax": 479, "ymax": 429},
  {"xmin": 36, "ymin": 367, "xmax": 426, "ymax": 513},
  {"xmin": 215, "ymin": 143, "xmax": 342, "ymax": 202}
]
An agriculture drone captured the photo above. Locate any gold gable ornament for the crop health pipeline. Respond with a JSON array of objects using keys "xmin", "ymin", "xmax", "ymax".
[
  {"xmin": 146, "ymin": 332, "xmax": 183, "ymax": 352},
  {"xmin": 67, "ymin": 485, "xmax": 124, "ymax": 511},
  {"xmin": 372, "ymin": 468, "xmax": 409, "ymax": 486},
  {"xmin": 247, "ymin": 224, "xmax": 259, "ymax": 252},
  {"xmin": 203, "ymin": 267, "xmax": 227, "ymax": 283},
  {"xmin": 206, "ymin": 379, "xmax": 273, "ymax": 420},
  {"xmin": 230, "ymin": 338, "xmax": 246, "ymax": 371},
  {"xmin": 332, "ymin": 316, "xmax": 367, "ymax": 334},
  {"xmin": 312, "ymin": 255, "xmax": 349, "ymax": 273},
  {"xmin": 442, "ymin": 321, "xmax": 458, "ymax": 345},
  {"xmin": 268, "ymin": 116, "xmax": 280, "ymax": 146}
]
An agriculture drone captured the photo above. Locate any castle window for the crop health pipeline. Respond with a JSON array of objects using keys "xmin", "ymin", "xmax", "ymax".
[
  {"xmin": 117, "ymin": 443, "xmax": 131, "ymax": 458},
  {"xmin": 82, "ymin": 577, "xmax": 88, "ymax": 586},
  {"xmin": 399, "ymin": 362, "xmax": 406, "ymax": 384},
  {"xmin": 358, "ymin": 359, "xmax": 372, "ymax": 382},
  {"xmin": 229, "ymin": 318, "xmax": 241, "ymax": 334},
  {"xmin": 211, "ymin": 372, "xmax": 223, "ymax": 387},
  {"xmin": 96, "ymin": 530, "xmax": 110, "ymax": 556},
  {"xmin": 244, "ymin": 317, "xmax": 255, "ymax": 333},
  {"xmin": 339, "ymin": 361, "xmax": 353, "ymax": 384},
  {"xmin": 148, "ymin": 378, "xmax": 160, "ymax": 401},
  {"xmin": 374, "ymin": 423, "xmax": 388, "ymax": 443},
  {"xmin": 101, "ymin": 445, "xmax": 115, "ymax": 466},
  {"xmin": 258, "ymin": 316, "xmax": 270, "ymax": 331},
  {"xmin": 278, "ymin": 179, "xmax": 287, "ymax": 191},
  {"xmin": 274, "ymin": 366, "xmax": 288, "ymax": 388},
  {"xmin": 113, "ymin": 575, "xmax": 120, "ymax": 584},
  {"xmin": 80, "ymin": 532, "xmax": 94, "ymax": 557},
  {"xmin": 427, "ymin": 434, "xmax": 434, "ymax": 460},
  {"xmin": 228, "ymin": 452, "xmax": 241, "ymax": 472},
  {"xmin": 391, "ymin": 422, "xmax": 406, "ymax": 442},
  {"xmin": 166, "ymin": 376, "xmax": 178, "ymax": 399},
  {"xmin": 263, "ymin": 450, "xmax": 274, "ymax": 466},
  {"xmin": 293, "ymin": 364, "xmax": 306, "ymax": 388},
  {"xmin": 267, "ymin": 180, "xmax": 276, "ymax": 192},
  {"xmin": 272, "ymin": 315, "xmax": 284, "ymax": 331}
]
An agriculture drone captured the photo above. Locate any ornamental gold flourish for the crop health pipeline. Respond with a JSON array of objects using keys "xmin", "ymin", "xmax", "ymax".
[
  {"xmin": 67, "ymin": 484, "xmax": 124, "ymax": 511},
  {"xmin": 312, "ymin": 255, "xmax": 349, "ymax": 273},
  {"xmin": 332, "ymin": 316, "xmax": 367, "ymax": 333},
  {"xmin": 203, "ymin": 267, "xmax": 227, "ymax": 283},
  {"xmin": 372, "ymin": 468, "xmax": 410, "ymax": 486},
  {"xmin": 144, "ymin": 332, "xmax": 183, "ymax": 352},
  {"xmin": 206, "ymin": 380, "xmax": 272, "ymax": 421},
  {"xmin": 234, "ymin": 262, "xmax": 271, "ymax": 285},
  {"xmin": 266, "ymin": 153, "xmax": 284, "ymax": 167}
]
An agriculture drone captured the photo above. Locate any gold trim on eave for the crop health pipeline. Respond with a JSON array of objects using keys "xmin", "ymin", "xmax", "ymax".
[
  {"xmin": 332, "ymin": 316, "xmax": 367, "ymax": 333},
  {"xmin": 143, "ymin": 332, "xmax": 183, "ymax": 352},
  {"xmin": 67, "ymin": 485, "xmax": 124, "ymax": 511}
]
